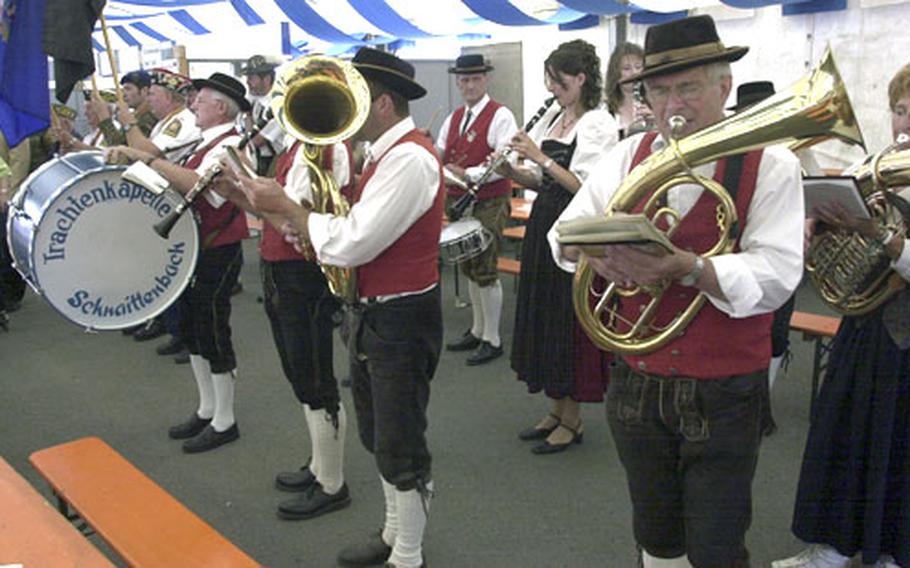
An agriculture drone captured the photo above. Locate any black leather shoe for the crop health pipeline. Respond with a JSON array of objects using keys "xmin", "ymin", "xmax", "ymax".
[
  {"xmin": 446, "ymin": 329, "xmax": 481, "ymax": 352},
  {"xmin": 121, "ymin": 323, "xmax": 143, "ymax": 336},
  {"xmin": 275, "ymin": 464, "xmax": 317, "ymax": 492},
  {"xmin": 466, "ymin": 341, "xmax": 503, "ymax": 366},
  {"xmin": 278, "ymin": 482, "xmax": 351, "ymax": 520},
  {"xmin": 183, "ymin": 423, "xmax": 239, "ymax": 453},
  {"xmin": 518, "ymin": 414, "xmax": 560, "ymax": 441},
  {"xmin": 156, "ymin": 336, "xmax": 186, "ymax": 355},
  {"xmin": 174, "ymin": 350, "xmax": 190, "ymax": 365},
  {"xmin": 337, "ymin": 531, "xmax": 392, "ymax": 567},
  {"xmin": 133, "ymin": 319, "xmax": 165, "ymax": 342},
  {"xmin": 531, "ymin": 423, "xmax": 584, "ymax": 455},
  {"xmin": 168, "ymin": 413, "xmax": 212, "ymax": 439}
]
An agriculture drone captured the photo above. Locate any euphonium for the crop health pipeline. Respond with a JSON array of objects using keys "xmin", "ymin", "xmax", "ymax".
[
  {"xmin": 570, "ymin": 46, "xmax": 865, "ymax": 355},
  {"xmin": 806, "ymin": 136, "xmax": 910, "ymax": 315},
  {"xmin": 270, "ymin": 55, "xmax": 371, "ymax": 303}
]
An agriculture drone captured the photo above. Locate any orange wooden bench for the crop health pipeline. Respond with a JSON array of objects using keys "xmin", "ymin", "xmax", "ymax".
[
  {"xmin": 502, "ymin": 225, "xmax": 526, "ymax": 240},
  {"xmin": 29, "ymin": 437, "xmax": 259, "ymax": 568},
  {"xmin": 510, "ymin": 197, "xmax": 532, "ymax": 221},
  {"xmin": 790, "ymin": 310, "xmax": 842, "ymax": 412},
  {"xmin": 497, "ymin": 257, "xmax": 521, "ymax": 275},
  {"xmin": 0, "ymin": 455, "xmax": 113, "ymax": 567}
]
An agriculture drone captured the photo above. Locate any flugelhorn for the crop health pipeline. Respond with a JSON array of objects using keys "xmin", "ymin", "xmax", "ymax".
[
  {"xmin": 449, "ymin": 97, "xmax": 556, "ymax": 221},
  {"xmin": 565, "ymin": 46, "xmax": 865, "ymax": 355},
  {"xmin": 270, "ymin": 54, "xmax": 371, "ymax": 303}
]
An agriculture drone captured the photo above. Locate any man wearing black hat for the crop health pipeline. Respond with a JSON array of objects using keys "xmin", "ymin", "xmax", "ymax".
[
  {"xmin": 241, "ymin": 55, "xmax": 285, "ymax": 176},
  {"xmin": 237, "ymin": 47, "xmax": 442, "ymax": 568},
  {"xmin": 436, "ymin": 53, "xmax": 517, "ymax": 366},
  {"xmin": 550, "ymin": 15, "xmax": 804, "ymax": 567},
  {"xmin": 108, "ymin": 72, "xmax": 252, "ymax": 454}
]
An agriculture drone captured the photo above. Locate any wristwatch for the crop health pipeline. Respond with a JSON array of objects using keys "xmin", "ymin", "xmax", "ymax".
[{"xmin": 679, "ymin": 255, "xmax": 705, "ymax": 287}]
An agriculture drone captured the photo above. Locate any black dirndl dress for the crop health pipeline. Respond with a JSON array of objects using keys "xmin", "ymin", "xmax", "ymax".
[
  {"xmin": 790, "ymin": 295, "xmax": 910, "ymax": 565},
  {"xmin": 510, "ymin": 138, "xmax": 608, "ymax": 402}
]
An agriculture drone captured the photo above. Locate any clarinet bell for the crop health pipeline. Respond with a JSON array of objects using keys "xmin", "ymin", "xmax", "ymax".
[{"xmin": 154, "ymin": 208, "xmax": 182, "ymax": 239}]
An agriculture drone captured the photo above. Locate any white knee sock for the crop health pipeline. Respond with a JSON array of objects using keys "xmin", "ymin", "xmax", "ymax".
[
  {"xmin": 189, "ymin": 355, "xmax": 214, "ymax": 419},
  {"xmin": 479, "ymin": 281, "xmax": 502, "ymax": 348},
  {"xmin": 303, "ymin": 404, "xmax": 321, "ymax": 479},
  {"xmin": 381, "ymin": 477, "xmax": 398, "ymax": 548},
  {"xmin": 468, "ymin": 280, "xmax": 483, "ymax": 338},
  {"xmin": 306, "ymin": 404, "xmax": 346, "ymax": 494},
  {"xmin": 210, "ymin": 371, "xmax": 235, "ymax": 431},
  {"xmin": 642, "ymin": 550, "xmax": 693, "ymax": 568},
  {"xmin": 387, "ymin": 483, "xmax": 432, "ymax": 568},
  {"xmin": 768, "ymin": 355, "xmax": 784, "ymax": 390}
]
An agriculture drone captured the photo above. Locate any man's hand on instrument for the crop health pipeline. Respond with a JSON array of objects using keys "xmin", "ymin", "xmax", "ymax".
[
  {"xmin": 104, "ymin": 145, "xmax": 154, "ymax": 166},
  {"xmin": 583, "ymin": 244, "xmax": 695, "ymax": 288},
  {"xmin": 235, "ymin": 174, "xmax": 295, "ymax": 218},
  {"xmin": 814, "ymin": 201, "xmax": 878, "ymax": 238},
  {"xmin": 444, "ymin": 163, "xmax": 467, "ymax": 181},
  {"xmin": 279, "ymin": 216, "xmax": 315, "ymax": 259}
]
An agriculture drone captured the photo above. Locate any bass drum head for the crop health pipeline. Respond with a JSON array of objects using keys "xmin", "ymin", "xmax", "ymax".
[{"xmin": 28, "ymin": 164, "xmax": 198, "ymax": 330}]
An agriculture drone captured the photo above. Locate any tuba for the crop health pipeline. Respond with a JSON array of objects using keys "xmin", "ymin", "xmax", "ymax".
[
  {"xmin": 568, "ymin": 47, "xmax": 865, "ymax": 355},
  {"xmin": 270, "ymin": 55, "xmax": 371, "ymax": 304},
  {"xmin": 806, "ymin": 136, "xmax": 910, "ymax": 315}
]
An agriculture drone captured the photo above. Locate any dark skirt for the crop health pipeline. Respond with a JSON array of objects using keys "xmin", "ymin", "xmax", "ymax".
[
  {"xmin": 791, "ymin": 310, "xmax": 910, "ymax": 565},
  {"xmin": 510, "ymin": 185, "xmax": 609, "ymax": 402}
]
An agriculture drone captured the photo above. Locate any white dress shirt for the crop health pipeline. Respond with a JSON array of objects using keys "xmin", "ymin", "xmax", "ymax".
[
  {"xmin": 547, "ymin": 132, "xmax": 805, "ymax": 318},
  {"xmin": 189, "ymin": 122, "xmax": 242, "ymax": 209},
  {"xmin": 435, "ymin": 94, "xmax": 518, "ymax": 184},
  {"xmin": 283, "ymin": 142, "xmax": 351, "ymax": 204},
  {"xmin": 309, "ymin": 117, "xmax": 440, "ymax": 270},
  {"xmin": 526, "ymin": 106, "xmax": 619, "ymax": 185},
  {"xmin": 150, "ymin": 107, "xmax": 201, "ymax": 164}
]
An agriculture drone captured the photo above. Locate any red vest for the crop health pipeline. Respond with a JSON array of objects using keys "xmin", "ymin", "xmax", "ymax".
[
  {"xmin": 261, "ymin": 142, "xmax": 354, "ymax": 262},
  {"xmin": 443, "ymin": 101, "xmax": 512, "ymax": 200},
  {"xmin": 620, "ymin": 132, "xmax": 772, "ymax": 379},
  {"xmin": 186, "ymin": 127, "xmax": 249, "ymax": 248},
  {"xmin": 355, "ymin": 129, "xmax": 444, "ymax": 298}
]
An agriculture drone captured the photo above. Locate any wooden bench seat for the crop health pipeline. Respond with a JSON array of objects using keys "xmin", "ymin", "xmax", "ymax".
[
  {"xmin": 510, "ymin": 197, "xmax": 532, "ymax": 221},
  {"xmin": 502, "ymin": 225, "xmax": 526, "ymax": 240},
  {"xmin": 497, "ymin": 257, "xmax": 521, "ymax": 275},
  {"xmin": 0, "ymin": 455, "xmax": 113, "ymax": 567},
  {"xmin": 29, "ymin": 437, "xmax": 258, "ymax": 568}
]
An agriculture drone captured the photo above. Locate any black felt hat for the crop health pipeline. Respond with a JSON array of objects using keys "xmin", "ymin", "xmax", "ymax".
[
  {"xmin": 192, "ymin": 72, "xmax": 252, "ymax": 112},
  {"xmin": 448, "ymin": 54, "xmax": 494, "ymax": 74},
  {"xmin": 727, "ymin": 81, "xmax": 775, "ymax": 112},
  {"xmin": 352, "ymin": 47, "xmax": 427, "ymax": 101},
  {"xmin": 620, "ymin": 15, "xmax": 748, "ymax": 84}
]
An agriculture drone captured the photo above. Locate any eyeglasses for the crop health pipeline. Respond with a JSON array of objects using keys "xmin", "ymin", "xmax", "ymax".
[{"xmin": 645, "ymin": 82, "xmax": 706, "ymax": 104}]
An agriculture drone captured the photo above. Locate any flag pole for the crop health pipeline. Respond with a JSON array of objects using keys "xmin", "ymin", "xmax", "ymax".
[{"xmin": 97, "ymin": 9, "xmax": 123, "ymax": 104}]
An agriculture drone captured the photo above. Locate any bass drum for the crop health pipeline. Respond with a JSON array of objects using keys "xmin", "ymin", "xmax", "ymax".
[{"xmin": 6, "ymin": 151, "xmax": 198, "ymax": 330}]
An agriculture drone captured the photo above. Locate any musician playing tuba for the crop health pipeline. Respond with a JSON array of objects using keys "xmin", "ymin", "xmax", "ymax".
[
  {"xmin": 548, "ymin": 16, "xmax": 804, "ymax": 567},
  {"xmin": 436, "ymin": 53, "xmax": 519, "ymax": 366},
  {"xmin": 773, "ymin": 62, "xmax": 910, "ymax": 568}
]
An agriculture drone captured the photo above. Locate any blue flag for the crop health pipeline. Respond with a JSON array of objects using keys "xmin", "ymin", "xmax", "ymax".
[{"xmin": 0, "ymin": 0, "xmax": 50, "ymax": 148}]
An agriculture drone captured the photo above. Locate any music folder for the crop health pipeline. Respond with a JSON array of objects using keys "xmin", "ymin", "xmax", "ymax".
[
  {"xmin": 555, "ymin": 213, "xmax": 674, "ymax": 257},
  {"xmin": 803, "ymin": 175, "xmax": 870, "ymax": 219},
  {"xmin": 122, "ymin": 161, "xmax": 170, "ymax": 195}
]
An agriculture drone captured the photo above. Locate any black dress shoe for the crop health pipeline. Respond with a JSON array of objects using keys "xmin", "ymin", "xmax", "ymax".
[
  {"xmin": 183, "ymin": 423, "xmax": 240, "ymax": 453},
  {"xmin": 133, "ymin": 319, "xmax": 165, "ymax": 342},
  {"xmin": 531, "ymin": 423, "xmax": 584, "ymax": 455},
  {"xmin": 168, "ymin": 413, "xmax": 212, "ymax": 440},
  {"xmin": 518, "ymin": 414, "xmax": 561, "ymax": 441},
  {"xmin": 174, "ymin": 350, "xmax": 190, "ymax": 365},
  {"xmin": 445, "ymin": 329, "xmax": 481, "ymax": 352},
  {"xmin": 121, "ymin": 323, "xmax": 143, "ymax": 336},
  {"xmin": 156, "ymin": 336, "xmax": 186, "ymax": 356},
  {"xmin": 337, "ymin": 531, "xmax": 392, "ymax": 567},
  {"xmin": 466, "ymin": 341, "xmax": 503, "ymax": 366},
  {"xmin": 278, "ymin": 482, "xmax": 351, "ymax": 520},
  {"xmin": 275, "ymin": 464, "xmax": 317, "ymax": 492}
]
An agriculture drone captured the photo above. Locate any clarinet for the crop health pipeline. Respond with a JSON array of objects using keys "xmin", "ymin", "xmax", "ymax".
[
  {"xmin": 449, "ymin": 96, "xmax": 556, "ymax": 221},
  {"xmin": 153, "ymin": 115, "xmax": 269, "ymax": 239}
]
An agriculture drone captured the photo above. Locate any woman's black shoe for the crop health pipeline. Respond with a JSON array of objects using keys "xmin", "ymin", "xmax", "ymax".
[
  {"xmin": 518, "ymin": 413, "xmax": 560, "ymax": 441},
  {"xmin": 531, "ymin": 422, "xmax": 583, "ymax": 455},
  {"xmin": 168, "ymin": 413, "xmax": 212, "ymax": 439}
]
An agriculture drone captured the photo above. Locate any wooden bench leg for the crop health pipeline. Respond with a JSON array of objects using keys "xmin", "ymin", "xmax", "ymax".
[{"xmin": 53, "ymin": 490, "xmax": 95, "ymax": 537}]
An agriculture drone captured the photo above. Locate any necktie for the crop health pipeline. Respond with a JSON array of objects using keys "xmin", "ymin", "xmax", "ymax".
[{"xmin": 460, "ymin": 110, "xmax": 472, "ymax": 137}]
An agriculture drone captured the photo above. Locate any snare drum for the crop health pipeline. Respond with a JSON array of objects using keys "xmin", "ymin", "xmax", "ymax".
[
  {"xmin": 6, "ymin": 151, "xmax": 199, "ymax": 330},
  {"xmin": 439, "ymin": 218, "xmax": 492, "ymax": 264}
]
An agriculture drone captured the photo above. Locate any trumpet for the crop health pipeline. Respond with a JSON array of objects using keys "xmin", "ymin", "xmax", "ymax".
[{"xmin": 448, "ymin": 97, "xmax": 556, "ymax": 221}]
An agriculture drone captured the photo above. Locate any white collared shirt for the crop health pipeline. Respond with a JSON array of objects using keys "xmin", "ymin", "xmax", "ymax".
[
  {"xmin": 526, "ymin": 105, "xmax": 619, "ymax": 185},
  {"xmin": 190, "ymin": 121, "xmax": 242, "ymax": 209},
  {"xmin": 283, "ymin": 142, "xmax": 350, "ymax": 204},
  {"xmin": 308, "ymin": 117, "xmax": 440, "ymax": 270},
  {"xmin": 547, "ymin": 131, "xmax": 805, "ymax": 318},
  {"xmin": 435, "ymin": 94, "xmax": 518, "ymax": 184},
  {"xmin": 150, "ymin": 107, "xmax": 201, "ymax": 163}
]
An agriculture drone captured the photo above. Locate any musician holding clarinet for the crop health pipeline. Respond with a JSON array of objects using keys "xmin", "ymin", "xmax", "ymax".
[
  {"xmin": 107, "ymin": 73, "xmax": 251, "ymax": 454},
  {"xmin": 436, "ymin": 54, "xmax": 518, "ymax": 366},
  {"xmin": 496, "ymin": 40, "xmax": 618, "ymax": 455}
]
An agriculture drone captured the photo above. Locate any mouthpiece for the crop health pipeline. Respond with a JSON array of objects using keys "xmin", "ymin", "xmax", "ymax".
[{"xmin": 668, "ymin": 115, "xmax": 687, "ymax": 137}]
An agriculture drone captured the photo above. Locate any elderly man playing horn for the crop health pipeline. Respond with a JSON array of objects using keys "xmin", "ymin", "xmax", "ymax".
[
  {"xmin": 549, "ymin": 15, "xmax": 804, "ymax": 568},
  {"xmin": 108, "ymin": 73, "xmax": 251, "ymax": 454}
]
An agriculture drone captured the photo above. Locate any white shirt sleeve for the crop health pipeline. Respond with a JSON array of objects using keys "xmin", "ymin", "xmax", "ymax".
[
  {"xmin": 308, "ymin": 142, "xmax": 440, "ymax": 268},
  {"xmin": 568, "ymin": 109, "xmax": 619, "ymax": 183},
  {"xmin": 197, "ymin": 134, "xmax": 242, "ymax": 209}
]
